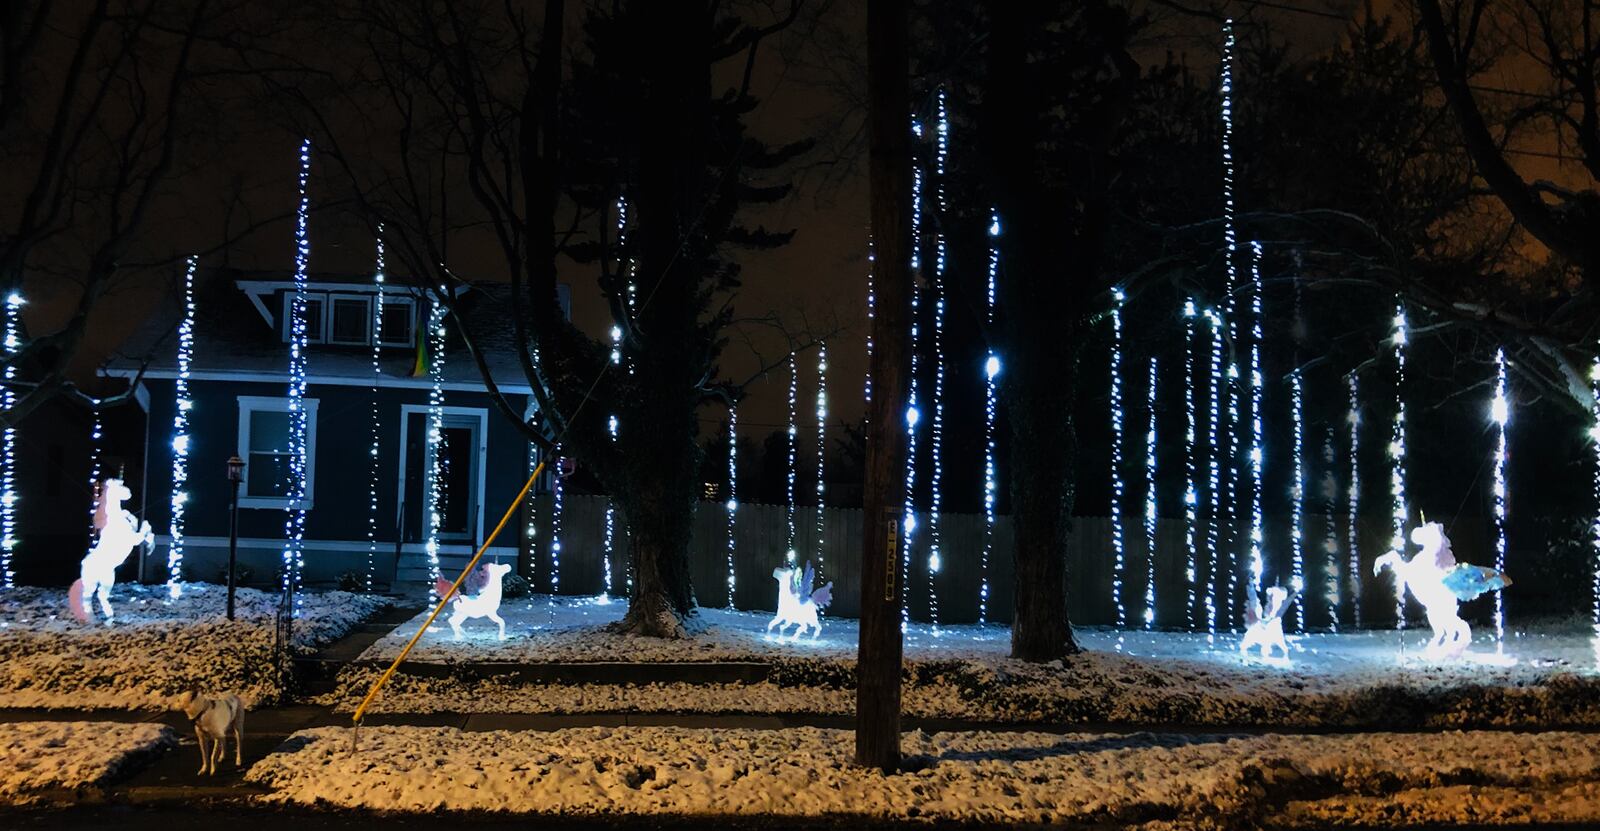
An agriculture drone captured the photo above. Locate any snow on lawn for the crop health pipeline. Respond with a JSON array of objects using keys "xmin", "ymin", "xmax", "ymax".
[
  {"xmin": 248, "ymin": 724, "xmax": 1600, "ymax": 825},
  {"xmin": 330, "ymin": 594, "xmax": 1600, "ymax": 728},
  {"xmin": 0, "ymin": 721, "xmax": 175, "ymax": 805},
  {"xmin": 0, "ymin": 583, "xmax": 388, "ymax": 709}
]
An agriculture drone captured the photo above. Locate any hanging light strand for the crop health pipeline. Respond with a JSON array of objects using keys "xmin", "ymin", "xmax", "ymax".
[
  {"xmin": 167, "ymin": 256, "xmax": 197, "ymax": 599},
  {"xmin": 281, "ymin": 140, "xmax": 313, "ymax": 612},
  {"xmin": 785, "ymin": 352, "xmax": 798, "ymax": 566},
  {"xmin": 901, "ymin": 121, "xmax": 925, "ymax": 630},
  {"xmin": 864, "ymin": 238, "xmax": 875, "ymax": 422},
  {"xmin": 1490, "ymin": 348, "xmax": 1509, "ymax": 644},
  {"xmin": 424, "ymin": 298, "xmax": 446, "ymax": 602},
  {"xmin": 927, "ymin": 90, "xmax": 950, "ymax": 632},
  {"xmin": 1590, "ymin": 355, "xmax": 1600, "ymax": 640},
  {"xmin": 726, "ymin": 404, "xmax": 738, "ymax": 608},
  {"xmin": 1220, "ymin": 19, "xmax": 1242, "ymax": 627},
  {"xmin": 366, "ymin": 230, "xmax": 386, "ymax": 592},
  {"xmin": 814, "ymin": 342, "xmax": 828, "ymax": 581},
  {"xmin": 1110, "ymin": 289, "xmax": 1128, "ymax": 645},
  {"xmin": 1144, "ymin": 356, "xmax": 1159, "ymax": 629},
  {"xmin": 1184, "ymin": 301, "xmax": 1199, "ymax": 630},
  {"xmin": 550, "ymin": 446, "xmax": 563, "ymax": 596},
  {"xmin": 87, "ymin": 408, "xmax": 103, "ymax": 539},
  {"xmin": 980, "ymin": 211, "xmax": 1000, "ymax": 625},
  {"xmin": 0, "ymin": 290, "xmax": 18, "ymax": 589},
  {"xmin": 1247, "ymin": 242, "xmax": 1266, "ymax": 600},
  {"xmin": 1322, "ymin": 430, "xmax": 1340, "ymax": 631},
  {"xmin": 1205, "ymin": 307, "xmax": 1223, "ymax": 641},
  {"xmin": 1389, "ymin": 300, "xmax": 1409, "ymax": 628},
  {"xmin": 1347, "ymin": 374, "xmax": 1362, "ymax": 629},
  {"xmin": 1290, "ymin": 368, "xmax": 1306, "ymax": 631}
]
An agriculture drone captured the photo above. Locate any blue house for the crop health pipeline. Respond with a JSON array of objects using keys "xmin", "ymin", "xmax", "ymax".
[{"xmin": 106, "ymin": 270, "xmax": 566, "ymax": 590}]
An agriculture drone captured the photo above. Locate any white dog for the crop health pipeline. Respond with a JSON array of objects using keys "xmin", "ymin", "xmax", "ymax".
[
  {"xmin": 174, "ymin": 690, "xmax": 245, "ymax": 776},
  {"xmin": 69, "ymin": 478, "xmax": 153, "ymax": 625},
  {"xmin": 1240, "ymin": 584, "xmax": 1297, "ymax": 660},
  {"xmin": 439, "ymin": 562, "xmax": 511, "ymax": 640},
  {"xmin": 768, "ymin": 562, "xmax": 833, "ymax": 640}
]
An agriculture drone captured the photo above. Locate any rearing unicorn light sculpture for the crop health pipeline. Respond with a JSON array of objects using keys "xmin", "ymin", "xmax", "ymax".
[
  {"xmin": 70, "ymin": 478, "xmax": 154, "ymax": 625},
  {"xmin": 1374, "ymin": 521, "xmax": 1511, "ymax": 658}
]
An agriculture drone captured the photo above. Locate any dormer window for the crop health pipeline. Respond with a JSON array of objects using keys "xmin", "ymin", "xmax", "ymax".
[
  {"xmin": 328, "ymin": 294, "xmax": 372, "ymax": 345},
  {"xmin": 283, "ymin": 291, "xmax": 328, "ymax": 344},
  {"xmin": 377, "ymin": 298, "xmax": 417, "ymax": 347},
  {"xmin": 271, "ymin": 286, "xmax": 417, "ymax": 347}
]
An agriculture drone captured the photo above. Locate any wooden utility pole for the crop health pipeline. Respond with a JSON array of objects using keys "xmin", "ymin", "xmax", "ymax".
[{"xmin": 855, "ymin": 0, "xmax": 911, "ymax": 774}]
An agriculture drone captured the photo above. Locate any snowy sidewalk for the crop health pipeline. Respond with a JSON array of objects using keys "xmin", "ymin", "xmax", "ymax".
[
  {"xmin": 0, "ymin": 721, "xmax": 176, "ymax": 805},
  {"xmin": 246, "ymin": 724, "xmax": 1600, "ymax": 826}
]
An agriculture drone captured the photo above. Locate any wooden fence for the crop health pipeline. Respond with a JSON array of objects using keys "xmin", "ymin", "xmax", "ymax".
[{"xmin": 519, "ymin": 494, "xmax": 1496, "ymax": 628}]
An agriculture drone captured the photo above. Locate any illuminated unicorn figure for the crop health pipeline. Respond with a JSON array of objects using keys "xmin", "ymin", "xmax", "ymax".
[
  {"xmin": 69, "ymin": 478, "xmax": 154, "ymax": 625},
  {"xmin": 768, "ymin": 562, "xmax": 832, "ymax": 640},
  {"xmin": 436, "ymin": 561, "xmax": 510, "ymax": 640},
  {"xmin": 1240, "ymin": 584, "xmax": 1297, "ymax": 660},
  {"xmin": 1375, "ymin": 521, "xmax": 1511, "ymax": 657}
]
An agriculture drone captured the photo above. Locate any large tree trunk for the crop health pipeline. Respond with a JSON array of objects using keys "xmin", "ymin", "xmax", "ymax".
[
  {"xmin": 855, "ymin": 0, "xmax": 911, "ymax": 774},
  {"xmin": 1006, "ymin": 361, "xmax": 1081, "ymax": 660}
]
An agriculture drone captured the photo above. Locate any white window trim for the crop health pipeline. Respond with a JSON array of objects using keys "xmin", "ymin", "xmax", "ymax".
[
  {"xmin": 282, "ymin": 291, "xmax": 329, "ymax": 344},
  {"xmin": 376, "ymin": 296, "xmax": 418, "ymax": 348},
  {"xmin": 397, "ymin": 404, "xmax": 488, "ymax": 544},
  {"xmin": 237, "ymin": 394, "xmax": 320, "ymax": 510},
  {"xmin": 327, "ymin": 293, "xmax": 373, "ymax": 346}
]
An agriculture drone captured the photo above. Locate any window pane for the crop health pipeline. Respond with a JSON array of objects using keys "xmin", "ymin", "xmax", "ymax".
[
  {"xmin": 438, "ymin": 426, "xmax": 474, "ymax": 535},
  {"xmin": 247, "ymin": 452, "xmax": 293, "ymax": 497},
  {"xmin": 248, "ymin": 410, "xmax": 291, "ymax": 453},
  {"xmin": 305, "ymin": 298, "xmax": 324, "ymax": 340},
  {"xmin": 330, "ymin": 297, "xmax": 369, "ymax": 343},
  {"xmin": 379, "ymin": 303, "xmax": 412, "ymax": 344}
]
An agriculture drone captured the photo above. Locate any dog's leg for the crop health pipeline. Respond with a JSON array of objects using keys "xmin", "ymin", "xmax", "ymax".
[
  {"xmin": 233, "ymin": 710, "xmax": 244, "ymax": 767},
  {"xmin": 195, "ymin": 725, "xmax": 210, "ymax": 775}
]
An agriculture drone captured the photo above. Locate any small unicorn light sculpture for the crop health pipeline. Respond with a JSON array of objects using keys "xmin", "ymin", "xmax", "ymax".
[
  {"xmin": 436, "ymin": 561, "xmax": 511, "ymax": 640},
  {"xmin": 1240, "ymin": 583, "xmax": 1298, "ymax": 660},
  {"xmin": 768, "ymin": 562, "xmax": 832, "ymax": 640},
  {"xmin": 70, "ymin": 478, "xmax": 154, "ymax": 625},
  {"xmin": 1374, "ymin": 521, "xmax": 1511, "ymax": 658}
]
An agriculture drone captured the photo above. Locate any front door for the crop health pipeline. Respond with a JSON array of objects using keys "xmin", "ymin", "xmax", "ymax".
[{"xmin": 402, "ymin": 408, "xmax": 485, "ymax": 547}]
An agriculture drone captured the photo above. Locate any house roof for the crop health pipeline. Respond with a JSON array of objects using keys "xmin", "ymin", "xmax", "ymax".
[{"xmin": 106, "ymin": 269, "xmax": 564, "ymax": 393}]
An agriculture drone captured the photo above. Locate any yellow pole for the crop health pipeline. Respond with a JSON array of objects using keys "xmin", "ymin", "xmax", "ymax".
[{"xmin": 351, "ymin": 461, "xmax": 546, "ymax": 736}]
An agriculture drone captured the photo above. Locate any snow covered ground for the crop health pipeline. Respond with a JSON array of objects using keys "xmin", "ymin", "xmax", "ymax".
[
  {"xmin": 247, "ymin": 724, "xmax": 1600, "ymax": 826},
  {"xmin": 331, "ymin": 594, "xmax": 1600, "ymax": 728},
  {"xmin": 0, "ymin": 583, "xmax": 388, "ymax": 709},
  {"xmin": 0, "ymin": 721, "xmax": 175, "ymax": 805}
]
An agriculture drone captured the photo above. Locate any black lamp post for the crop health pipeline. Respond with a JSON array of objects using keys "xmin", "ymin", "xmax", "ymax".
[{"xmin": 226, "ymin": 455, "xmax": 245, "ymax": 620}]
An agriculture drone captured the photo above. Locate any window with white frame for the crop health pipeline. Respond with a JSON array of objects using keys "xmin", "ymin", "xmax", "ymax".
[
  {"xmin": 237, "ymin": 395, "xmax": 319, "ymax": 509},
  {"xmin": 328, "ymin": 294, "xmax": 372, "ymax": 345},
  {"xmin": 282, "ymin": 291, "xmax": 327, "ymax": 344},
  {"xmin": 377, "ymin": 297, "xmax": 417, "ymax": 347}
]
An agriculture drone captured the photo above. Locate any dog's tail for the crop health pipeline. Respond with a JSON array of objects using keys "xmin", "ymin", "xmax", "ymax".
[
  {"xmin": 810, "ymin": 581, "xmax": 834, "ymax": 610},
  {"xmin": 68, "ymin": 579, "xmax": 89, "ymax": 623}
]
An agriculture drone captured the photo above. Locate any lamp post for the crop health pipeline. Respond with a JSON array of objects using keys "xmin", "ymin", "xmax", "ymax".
[{"xmin": 226, "ymin": 455, "xmax": 245, "ymax": 620}]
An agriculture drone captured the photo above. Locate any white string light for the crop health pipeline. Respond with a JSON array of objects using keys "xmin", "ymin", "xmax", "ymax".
[
  {"xmin": 1110, "ymin": 288, "xmax": 1127, "ymax": 646},
  {"xmin": 1322, "ymin": 430, "xmax": 1340, "ymax": 631},
  {"xmin": 1289, "ymin": 368, "xmax": 1305, "ymax": 631},
  {"xmin": 282, "ymin": 139, "xmax": 313, "ymax": 612},
  {"xmin": 550, "ymin": 446, "xmax": 563, "ymax": 596},
  {"xmin": 1389, "ymin": 299, "xmax": 1409, "ymax": 628},
  {"xmin": 525, "ymin": 440, "xmax": 538, "ymax": 587},
  {"xmin": 814, "ymin": 342, "xmax": 827, "ymax": 581},
  {"xmin": 87, "ymin": 408, "xmax": 103, "ymax": 541},
  {"xmin": 927, "ymin": 91, "xmax": 951, "ymax": 633},
  {"xmin": 865, "ymin": 238, "xmax": 874, "ymax": 415},
  {"xmin": 603, "ymin": 415, "xmax": 617, "ymax": 601},
  {"xmin": 1490, "ymin": 348, "xmax": 1509, "ymax": 645},
  {"xmin": 1247, "ymin": 242, "xmax": 1265, "ymax": 604},
  {"xmin": 1205, "ymin": 307, "xmax": 1223, "ymax": 642},
  {"xmin": 1, "ymin": 291, "xmax": 20, "ymax": 588},
  {"xmin": 1220, "ymin": 19, "xmax": 1241, "ymax": 628},
  {"xmin": 424, "ymin": 297, "xmax": 446, "ymax": 602},
  {"xmin": 1184, "ymin": 300, "xmax": 1199, "ymax": 629},
  {"xmin": 1144, "ymin": 356, "xmax": 1159, "ymax": 629},
  {"xmin": 901, "ymin": 122, "xmax": 925, "ymax": 631},
  {"xmin": 366, "ymin": 230, "xmax": 386, "ymax": 592},
  {"xmin": 726, "ymin": 404, "xmax": 738, "ymax": 608},
  {"xmin": 1347, "ymin": 374, "xmax": 1362, "ymax": 629},
  {"xmin": 785, "ymin": 352, "xmax": 798, "ymax": 567},
  {"xmin": 167, "ymin": 256, "xmax": 197, "ymax": 599},
  {"xmin": 1590, "ymin": 355, "xmax": 1599, "ymax": 645},
  {"xmin": 980, "ymin": 212, "xmax": 1000, "ymax": 625}
]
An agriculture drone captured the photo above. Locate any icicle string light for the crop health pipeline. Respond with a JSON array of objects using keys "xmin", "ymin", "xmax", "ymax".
[
  {"xmin": 1205, "ymin": 307, "xmax": 1223, "ymax": 641},
  {"xmin": 1289, "ymin": 368, "xmax": 1306, "ymax": 631},
  {"xmin": 1590, "ymin": 355, "xmax": 1600, "ymax": 640},
  {"xmin": 0, "ymin": 291, "xmax": 19, "ymax": 588},
  {"xmin": 424, "ymin": 298, "xmax": 446, "ymax": 602},
  {"xmin": 927, "ymin": 90, "xmax": 950, "ymax": 633},
  {"xmin": 604, "ymin": 413, "xmax": 618, "ymax": 599},
  {"xmin": 1247, "ymin": 242, "xmax": 1265, "ymax": 601},
  {"xmin": 785, "ymin": 352, "xmax": 798, "ymax": 566},
  {"xmin": 167, "ymin": 256, "xmax": 197, "ymax": 599},
  {"xmin": 550, "ymin": 445, "xmax": 563, "ymax": 595},
  {"xmin": 281, "ymin": 139, "xmax": 313, "ymax": 611},
  {"xmin": 1220, "ymin": 20, "xmax": 1242, "ymax": 630},
  {"xmin": 726, "ymin": 404, "xmax": 738, "ymax": 608},
  {"xmin": 1109, "ymin": 289, "xmax": 1128, "ymax": 645},
  {"xmin": 814, "ymin": 342, "xmax": 827, "ymax": 580},
  {"xmin": 1490, "ymin": 348, "xmax": 1509, "ymax": 644},
  {"xmin": 1184, "ymin": 301, "xmax": 1199, "ymax": 629},
  {"xmin": 87, "ymin": 408, "xmax": 103, "ymax": 539},
  {"xmin": 901, "ymin": 119, "xmax": 925, "ymax": 631},
  {"xmin": 1144, "ymin": 356, "xmax": 1159, "ymax": 629},
  {"xmin": 980, "ymin": 211, "xmax": 1000, "ymax": 625},
  {"xmin": 1347, "ymin": 374, "xmax": 1362, "ymax": 628},
  {"xmin": 1389, "ymin": 300, "xmax": 1409, "ymax": 628},
  {"xmin": 366, "ymin": 230, "xmax": 386, "ymax": 592},
  {"xmin": 1322, "ymin": 430, "xmax": 1340, "ymax": 631},
  {"xmin": 525, "ymin": 440, "xmax": 539, "ymax": 588}
]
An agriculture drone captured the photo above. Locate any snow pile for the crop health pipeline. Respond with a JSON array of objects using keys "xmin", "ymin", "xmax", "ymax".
[
  {"xmin": 0, "ymin": 721, "xmax": 175, "ymax": 805},
  {"xmin": 0, "ymin": 583, "xmax": 388, "ymax": 709},
  {"xmin": 330, "ymin": 596, "xmax": 1600, "ymax": 728},
  {"xmin": 248, "ymin": 725, "xmax": 1600, "ymax": 825}
]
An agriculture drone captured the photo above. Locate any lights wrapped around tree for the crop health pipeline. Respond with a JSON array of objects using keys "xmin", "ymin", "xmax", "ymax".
[
  {"xmin": 1183, "ymin": 300, "xmax": 1199, "ymax": 629},
  {"xmin": 725, "ymin": 405, "xmax": 738, "ymax": 608},
  {"xmin": 1289, "ymin": 368, "xmax": 1306, "ymax": 632},
  {"xmin": 900, "ymin": 122, "xmax": 925, "ymax": 631},
  {"xmin": 980, "ymin": 211, "xmax": 1000, "ymax": 625},
  {"xmin": 785, "ymin": 352, "xmax": 798, "ymax": 566},
  {"xmin": 549, "ymin": 446, "xmax": 564, "ymax": 595},
  {"xmin": 167, "ymin": 256, "xmax": 198, "ymax": 599},
  {"xmin": 1204, "ymin": 307, "xmax": 1224, "ymax": 641},
  {"xmin": 1388, "ymin": 300, "xmax": 1409, "ymax": 628},
  {"xmin": 1109, "ymin": 288, "xmax": 1127, "ymax": 646},
  {"xmin": 1219, "ymin": 21, "xmax": 1241, "ymax": 625},
  {"xmin": 814, "ymin": 342, "xmax": 827, "ymax": 580},
  {"xmin": 366, "ymin": 231, "xmax": 386, "ymax": 592},
  {"xmin": 1347, "ymin": 374, "xmax": 1362, "ymax": 628},
  {"xmin": 1490, "ymin": 349, "xmax": 1510, "ymax": 644},
  {"xmin": 282, "ymin": 140, "xmax": 313, "ymax": 611},
  {"xmin": 1592, "ymin": 357, "xmax": 1600, "ymax": 641},
  {"xmin": 1322, "ymin": 430, "xmax": 1340, "ymax": 631},
  {"xmin": 1246, "ymin": 242, "xmax": 1266, "ymax": 603},
  {"xmin": 1145, "ymin": 357, "xmax": 1159, "ymax": 629},
  {"xmin": 424, "ymin": 298, "xmax": 446, "ymax": 601},
  {"xmin": 927, "ymin": 92, "xmax": 951, "ymax": 632},
  {"xmin": 0, "ymin": 290, "xmax": 18, "ymax": 589}
]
